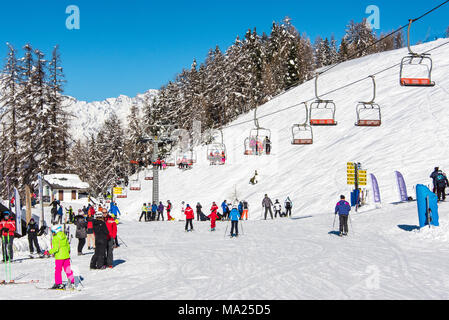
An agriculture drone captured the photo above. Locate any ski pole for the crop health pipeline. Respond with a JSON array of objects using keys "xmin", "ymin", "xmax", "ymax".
[
  {"xmin": 224, "ymin": 221, "xmax": 229, "ymax": 238},
  {"xmin": 7, "ymin": 234, "xmax": 11, "ymax": 282},
  {"xmin": 332, "ymin": 214, "xmax": 337, "ymax": 230},
  {"xmin": 118, "ymin": 235, "xmax": 128, "ymax": 247},
  {"xmin": 2, "ymin": 235, "xmax": 7, "ymax": 282},
  {"xmin": 349, "ymin": 215, "xmax": 354, "ymax": 235},
  {"xmin": 240, "ymin": 220, "xmax": 244, "ymax": 236}
]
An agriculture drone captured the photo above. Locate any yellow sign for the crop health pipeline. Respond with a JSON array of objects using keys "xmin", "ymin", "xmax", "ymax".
[{"xmin": 113, "ymin": 187, "xmax": 123, "ymax": 195}]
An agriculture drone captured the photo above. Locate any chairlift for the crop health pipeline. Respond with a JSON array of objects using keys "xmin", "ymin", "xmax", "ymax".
[
  {"xmin": 129, "ymin": 172, "xmax": 141, "ymax": 191},
  {"xmin": 207, "ymin": 129, "xmax": 227, "ymax": 165},
  {"xmin": 166, "ymin": 155, "xmax": 176, "ymax": 167},
  {"xmin": 244, "ymin": 108, "xmax": 272, "ymax": 155},
  {"xmin": 176, "ymin": 149, "xmax": 195, "ymax": 169},
  {"xmin": 400, "ymin": 19, "xmax": 435, "ymax": 87},
  {"xmin": 291, "ymin": 102, "xmax": 313, "ymax": 145},
  {"xmin": 355, "ymin": 76, "xmax": 382, "ymax": 127},
  {"xmin": 309, "ymin": 72, "xmax": 337, "ymax": 126},
  {"xmin": 144, "ymin": 167, "xmax": 153, "ymax": 181}
]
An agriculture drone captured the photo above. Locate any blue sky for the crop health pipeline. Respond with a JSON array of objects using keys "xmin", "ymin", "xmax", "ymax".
[{"xmin": 0, "ymin": 0, "xmax": 448, "ymax": 102}]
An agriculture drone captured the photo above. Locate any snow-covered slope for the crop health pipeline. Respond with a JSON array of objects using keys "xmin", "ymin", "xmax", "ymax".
[
  {"xmin": 64, "ymin": 89, "xmax": 158, "ymax": 141},
  {"xmin": 116, "ymin": 38, "xmax": 449, "ymax": 221}
]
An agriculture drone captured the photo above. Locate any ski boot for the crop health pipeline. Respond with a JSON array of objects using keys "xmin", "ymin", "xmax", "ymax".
[{"xmin": 51, "ymin": 283, "xmax": 65, "ymax": 290}]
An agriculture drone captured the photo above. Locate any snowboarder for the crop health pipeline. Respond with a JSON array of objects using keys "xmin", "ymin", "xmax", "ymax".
[
  {"xmin": 209, "ymin": 202, "xmax": 219, "ymax": 231},
  {"xmin": 90, "ymin": 212, "xmax": 109, "ymax": 270},
  {"xmin": 229, "ymin": 205, "xmax": 241, "ymax": 237},
  {"xmin": 274, "ymin": 199, "xmax": 282, "ymax": 218},
  {"xmin": 262, "ymin": 194, "xmax": 274, "ymax": 220},
  {"xmin": 43, "ymin": 225, "xmax": 76, "ymax": 290},
  {"xmin": 184, "ymin": 204, "xmax": 194, "ymax": 232},
  {"xmin": 249, "ymin": 170, "xmax": 258, "ymax": 185},
  {"xmin": 435, "ymin": 171, "xmax": 449, "ymax": 201},
  {"xmin": 157, "ymin": 202, "xmax": 165, "ymax": 221},
  {"xmin": 284, "ymin": 197, "xmax": 293, "ymax": 217},
  {"xmin": 27, "ymin": 218, "xmax": 41, "ymax": 255},
  {"xmin": 74, "ymin": 211, "xmax": 87, "ymax": 255},
  {"xmin": 241, "ymin": 200, "xmax": 249, "ymax": 220},
  {"xmin": 196, "ymin": 202, "xmax": 203, "ymax": 221},
  {"xmin": 139, "ymin": 203, "xmax": 148, "ymax": 222},
  {"xmin": 335, "ymin": 195, "xmax": 351, "ymax": 236},
  {"xmin": 430, "ymin": 167, "xmax": 440, "ymax": 194},
  {"xmin": 0, "ymin": 212, "xmax": 15, "ymax": 262},
  {"xmin": 103, "ymin": 210, "xmax": 117, "ymax": 268}
]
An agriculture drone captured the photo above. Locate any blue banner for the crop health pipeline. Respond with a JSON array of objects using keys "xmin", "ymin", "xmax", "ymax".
[
  {"xmin": 370, "ymin": 174, "xmax": 381, "ymax": 204},
  {"xmin": 395, "ymin": 171, "xmax": 408, "ymax": 202}
]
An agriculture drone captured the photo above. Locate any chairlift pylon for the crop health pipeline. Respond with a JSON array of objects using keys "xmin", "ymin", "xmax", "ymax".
[
  {"xmin": 291, "ymin": 102, "xmax": 313, "ymax": 145},
  {"xmin": 244, "ymin": 107, "xmax": 272, "ymax": 155},
  {"xmin": 355, "ymin": 75, "xmax": 382, "ymax": 127},
  {"xmin": 309, "ymin": 72, "xmax": 338, "ymax": 126},
  {"xmin": 400, "ymin": 19, "xmax": 435, "ymax": 87}
]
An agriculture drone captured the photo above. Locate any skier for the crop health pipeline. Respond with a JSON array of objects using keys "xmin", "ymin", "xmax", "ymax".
[
  {"xmin": 167, "ymin": 200, "xmax": 173, "ymax": 221},
  {"xmin": 109, "ymin": 202, "xmax": 121, "ymax": 218},
  {"xmin": 264, "ymin": 136, "xmax": 271, "ymax": 155},
  {"xmin": 284, "ymin": 197, "xmax": 293, "ymax": 217},
  {"xmin": 151, "ymin": 202, "xmax": 158, "ymax": 221},
  {"xmin": 27, "ymin": 218, "xmax": 42, "ymax": 256},
  {"xmin": 273, "ymin": 199, "xmax": 282, "ymax": 218},
  {"xmin": 43, "ymin": 225, "xmax": 76, "ymax": 290},
  {"xmin": 184, "ymin": 204, "xmax": 194, "ymax": 232},
  {"xmin": 335, "ymin": 195, "xmax": 351, "ymax": 237},
  {"xmin": 435, "ymin": 171, "xmax": 449, "ymax": 201},
  {"xmin": 262, "ymin": 194, "xmax": 274, "ymax": 220},
  {"xmin": 74, "ymin": 211, "xmax": 87, "ymax": 256},
  {"xmin": 86, "ymin": 210, "xmax": 95, "ymax": 250},
  {"xmin": 65, "ymin": 206, "xmax": 74, "ymax": 224},
  {"xmin": 90, "ymin": 212, "xmax": 109, "ymax": 270},
  {"xmin": 196, "ymin": 202, "xmax": 203, "ymax": 221},
  {"xmin": 229, "ymin": 205, "xmax": 241, "ymax": 237},
  {"xmin": 430, "ymin": 167, "xmax": 440, "ymax": 194},
  {"xmin": 238, "ymin": 201, "xmax": 243, "ymax": 220},
  {"xmin": 208, "ymin": 202, "xmax": 219, "ymax": 231},
  {"xmin": 139, "ymin": 203, "xmax": 148, "ymax": 222},
  {"xmin": 221, "ymin": 200, "xmax": 228, "ymax": 221},
  {"xmin": 157, "ymin": 201, "xmax": 165, "ymax": 221},
  {"xmin": 0, "ymin": 212, "xmax": 15, "ymax": 262},
  {"xmin": 241, "ymin": 200, "xmax": 249, "ymax": 220},
  {"xmin": 103, "ymin": 209, "xmax": 117, "ymax": 268},
  {"xmin": 56, "ymin": 205, "xmax": 63, "ymax": 225}
]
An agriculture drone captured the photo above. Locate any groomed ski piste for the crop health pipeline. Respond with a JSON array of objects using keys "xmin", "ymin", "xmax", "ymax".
[{"xmin": 3, "ymin": 38, "xmax": 449, "ymax": 299}]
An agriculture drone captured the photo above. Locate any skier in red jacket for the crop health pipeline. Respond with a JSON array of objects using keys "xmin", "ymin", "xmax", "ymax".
[
  {"xmin": 184, "ymin": 204, "xmax": 194, "ymax": 232},
  {"xmin": 208, "ymin": 202, "xmax": 219, "ymax": 231},
  {"xmin": 166, "ymin": 200, "xmax": 173, "ymax": 221},
  {"xmin": 103, "ymin": 209, "xmax": 117, "ymax": 268},
  {"xmin": 0, "ymin": 212, "xmax": 16, "ymax": 262}
]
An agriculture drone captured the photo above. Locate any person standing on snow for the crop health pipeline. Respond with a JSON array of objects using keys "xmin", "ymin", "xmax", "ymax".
[
  {"xmin": 430, "ymin": 167, "xmax": 440, "ymax": 194},
  {"xmin": 238, "ymin": 201, "xmax": 243, "ymax": 220},
  {"xmin": 151, "ymin": 202, "xmax": 158, "ymax": 221},
  {"xmin": 0, "ymin": 212, "xmax": 16, "ymax": 262},
  {"xmin": 184, "ymin": 204, "xmax": 194, "ymax": 232},
  {"xmin": 74, "ymin": 211, "xmax": 87, "ymax": 256},
  {"xmin": 139, "ymin": 203, "xmax": 148, "ymax": 222},
  {"xmin": 86, "ymin": 210, "xmax": 95, "ymax": 250},
  {"xmin": 273, "ymin": 199, "xmax": 282, "ymax": 218},
  {"xmin": 262, "ymin": 194, "xmax": 274, "ymax": 220},
  {"xmin": 284, "ymin": 197, "xmax": 293, "ymax": 217},
  {"xmin": 335, "ymin": 195, "xmax": 351, "ymax": 237},
  {"xmin": 229, "ymin": 205, "xmax": 241, "ymax": 237},
  {"xmin": 435, "ymin": 171, "xmax": 449, "ymax": 201},
  {"xmin": 208, "ymin": 202, "xmax": 219, "ymax": 231},
  {"xmin": 109, "ymin": 202, "xmax": 121, "ymax": 218},
  {"xmin": 241, "ymin": 200, "xmax": 249, "ymax": 220},
  {"xmin": 27, "ymin": 218, "xmax": 42, "ymax": 256},
  {"xmin": 43, "ymin": 225, "xmax": 76, "ymax": 290},
  {"xmin": 167, "ymin": 200, "xmax": 173, "ymax": 221},
  {"xmin": 90, "ymin": 212, "xmax": 109, "ymax": 270},
  {"xmin": 157, "ymin": 201, "xmax": 165, "ymax": 221},
  {"xmin": 103, "ymin": 209, "xmax": 117, "ymax": 268},
  {"xmin": 56, "ymin": 205, "xmax": 63, "ymax": 225},
  {"xmin": 196, "ymin": 202, "xmax": 203, "ymax": 221}
]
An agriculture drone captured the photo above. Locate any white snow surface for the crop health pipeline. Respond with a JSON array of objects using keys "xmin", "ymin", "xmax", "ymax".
[
  {"xmin": 43, "ymin": 173, "xmax": 89, "ymax": 189},
  {"xmin": 4, "ymin": 39, "xmax": 449, "ymax": 299}
]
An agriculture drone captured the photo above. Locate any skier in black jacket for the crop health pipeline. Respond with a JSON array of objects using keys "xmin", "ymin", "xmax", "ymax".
[
  {"xmin": 90, "ymin": 212, "xmax": 109, "ymax": 270},
  {"xmin": 430, "ymin": 167, "xmax": 440, "ymax": 193},
  {"xmin": 196, "ymin": 203, "xmax": 203, "ymax": 221},
  {"xmin": 27, "ymin": 218, "xmax": 41, "ymax": 255}
]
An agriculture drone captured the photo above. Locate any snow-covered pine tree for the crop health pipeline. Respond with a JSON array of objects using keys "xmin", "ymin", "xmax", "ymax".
[{"xmin": 343, "ymin": 19, "xmax": 378, "ymax": 59}]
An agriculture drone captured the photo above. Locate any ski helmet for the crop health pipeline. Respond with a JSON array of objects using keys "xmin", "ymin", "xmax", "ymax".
[
  {"xmin": 95, "ymin": 212, "xmax": 103, "ymax": 219},
  {"xmin": 51, "ymin": 225, "xmax": 63, "ymax": 234}
]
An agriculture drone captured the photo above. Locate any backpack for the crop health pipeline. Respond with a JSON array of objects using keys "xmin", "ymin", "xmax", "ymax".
[
  {"xmin": 436, "ymin": 173, "xmax": 446, "ymax": 186},
  {"xmin": 285, "ymin": 201, "xmax": 292, "ymax": 209}
]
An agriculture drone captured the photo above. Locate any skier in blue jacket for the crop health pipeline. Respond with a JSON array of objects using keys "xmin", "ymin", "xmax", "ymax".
[
  {"xmin": 229, "ymin": 205, "xmax": 241, "ymax": 237},
  {"xmin": 109, "ymin": 202, "xmax": 121, "ymax": 217},
  {"xmin": 335, "ymin": 195, "xmax": 351, "ymax": 236},
  {"xmin": 221, "ymin": 200, "xmax": 229, "ymax": 221},
  {"xmin": 151, "ymin": 202, "xmax": 158, "ymax": 221}
]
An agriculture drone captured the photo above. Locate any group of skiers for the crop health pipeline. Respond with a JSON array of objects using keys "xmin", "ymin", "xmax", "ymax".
[
  {"xmin": 430, "ymin": 167, "xmax": 449, "ymax": 201},
  {"xmin": 139, "ymin": 200, "xmax": 173, "ymax": 222}
]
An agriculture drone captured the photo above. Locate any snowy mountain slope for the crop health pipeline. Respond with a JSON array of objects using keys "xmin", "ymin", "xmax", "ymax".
[
  {"xmin": 64, "ymin": 89, "xmax": 158, "ymax": 141},
  {"xmin": 116, "ymin": 38, "xmax": 449, "ymax": 222}
]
